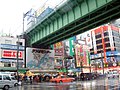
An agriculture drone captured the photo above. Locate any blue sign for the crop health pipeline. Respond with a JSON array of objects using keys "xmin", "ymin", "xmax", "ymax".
[
  {"xmin": 0, "ymin": 58, "xmax": 24, "ymax": 62},
  {"xmin": 106, "ymin": 51, "xmax": 119, "ymax": 56},
  {"xmin": 0, "ymin": 44, "xmax": 24, "ymax": 50}
]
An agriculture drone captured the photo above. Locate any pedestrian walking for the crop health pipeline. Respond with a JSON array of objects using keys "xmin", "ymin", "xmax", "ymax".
[{"xmin": 29, "ymin": 76, "xmax": 33, "ymax": 84}]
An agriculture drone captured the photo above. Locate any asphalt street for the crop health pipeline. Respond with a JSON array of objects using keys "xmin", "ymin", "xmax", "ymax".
[{"xmin": 7, "ymin": 77, "xmax": 120, "ymax": 90}]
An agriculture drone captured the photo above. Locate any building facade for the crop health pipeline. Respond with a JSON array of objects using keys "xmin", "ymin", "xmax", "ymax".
[
  {"xmin": 53, "ymin": 24, "xmax": 120, "ymax": 73},
  {"xmin": 90, "ymin": 24, "xmax": 120, "ymax": 73},
  {"xmin": 0, "ymin": 36, "xmax": 25, "ymax": 69}
]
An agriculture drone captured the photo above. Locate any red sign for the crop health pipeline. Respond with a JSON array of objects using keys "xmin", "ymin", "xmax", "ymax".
[{"xmin": 2, "ymin": 50, "xmax": 23, "ymax": 59}]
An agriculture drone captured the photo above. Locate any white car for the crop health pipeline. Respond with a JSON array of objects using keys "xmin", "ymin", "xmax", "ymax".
[
  {"xmin": 0, "ymin": 74, "xmax": 15, "ymax": 90},
  {"xmin": 0, "ymin": 73, "xmax": 22, "ymax": 90},
  {"xmin": 107, "ymin": 71, "xmax": 119, "ymax": 79},
  {"xmin": 10, "ymin": 76, "xmax": 22, "ymax": 86}
]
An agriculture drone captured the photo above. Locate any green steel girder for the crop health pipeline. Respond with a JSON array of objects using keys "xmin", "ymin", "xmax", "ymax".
[
  {"xmin": 47, "ymin": 10, "xmax": 120, "ymax": 45},
  {"xmin": 26, "ymin": 0, "xmax": 120, "ymax": 48},
  {"xmin": 33, "ymin": 0, "xmax": 120, "ymax": 45},
  {"xmin": 54, "ymin": 10, "xmax": 62, "ymax": 17}
]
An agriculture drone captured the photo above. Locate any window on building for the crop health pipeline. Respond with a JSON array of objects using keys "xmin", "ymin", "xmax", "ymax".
[
  {"xmin": 5, "ymin": 40, "xmax": 11, "ymax": 44},
  {"xmin": 19, "ymin": 42, "xmax": 23, "ymax": 46},
  {"xmin": 115, "ymin": 42, "xmax": 120, "ymax": 47},
  {"xmin": 97, "ymin": 45, "xmax": 103, "ymax": 49},
  {"xmin": 8, "ymin": 63, "xmax": 11, "ymax": 67},
  {"xmin": 90, "ymin": 52, "xmax": 94, "ymax": 55},
  {"xmin": 105, "ymin": 43, "xmax": 111, "ymax": 47},
  {"xmin": 114, "ymin": 37, "xmax": 119, "ymax": 42},
  {"xmin": 97, "ymin": 51, "xmax": 101, "ymax": 53},
  {"xmin": 106, "ymin": 48, "xmax": 111, "ymax": 52},
  {"xmin": 16, "ymin": 42, "xmax": 23, "ymax": 46},
  {"xmin": 4, "ymin": 62, "xmax": 10, "ymax": 67},
  {"xmin": 104, "ymin": 32, "xmax": 109, "ymax": 36},
  {"xmin": 90, "ymin": 48, "xmax": 94, "ymax": 51},
  {"xmin": 104, "ymin": 37, "xmax": 109, "ymax": 42},
  {"xmin": 96, "ymin": 39, "xmax": 102, "ymax": 44},
  {"xmin": 96, "ymin": 34, "xmax": 101, "ymax": 39},
  {"xmin": 113, "ymin": 30, "xmax": 119, "ymax": 37},
  {"xmin": 0, "ymin": 75, "xmax": 2, "ymax": 80}
]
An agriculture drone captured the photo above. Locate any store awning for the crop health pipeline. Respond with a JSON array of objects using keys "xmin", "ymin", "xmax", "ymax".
[
  {"xmin": 18, "ymin": 68, "xmax": 29, "ymax": 74},
  {"xmin": 29, "ymin": 69, "xmax": 58, "ymax": 73},
  {"xmin": 0, "ymin": 67, "xmax": 17, "ymax": 71},
  {"xmin": 0, "ymin": 67, "xmax": 28, "ymax": 73}
]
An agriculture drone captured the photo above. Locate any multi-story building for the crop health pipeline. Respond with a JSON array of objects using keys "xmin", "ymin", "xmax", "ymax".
[
  {"xmin": 0, "ymin": 36, "xmax": 25, "ymax": 71},
  {"xmin": 90, "ymin": 24, "xmax": 120, "ymax": 72}
]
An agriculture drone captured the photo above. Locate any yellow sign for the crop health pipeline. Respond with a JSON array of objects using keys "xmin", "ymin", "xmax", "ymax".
[{"xmin": 36, "ymin": 6, "xmax": 45, "ymax": 17}]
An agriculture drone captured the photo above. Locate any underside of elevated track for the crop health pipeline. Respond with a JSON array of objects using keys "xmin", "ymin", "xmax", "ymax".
[{"xmin": 25, "ymin": 0, "xmax": 120, "ymax": 48}]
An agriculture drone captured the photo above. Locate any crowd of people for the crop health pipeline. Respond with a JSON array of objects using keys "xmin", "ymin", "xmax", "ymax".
[{"xmin": 16, "ymin": 72, "xmax": 59, "ymax": 84}]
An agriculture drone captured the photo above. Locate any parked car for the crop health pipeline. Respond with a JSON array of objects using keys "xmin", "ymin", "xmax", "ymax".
[
  {"xmin": 0, "ymin": 74, "xmax": 17, "ymax": 90},
  {"xmin": 43, "ymin": 74, "xmax": 52, "ymax": 82},
  {"xmin": 80, "ymin": 73, "xmax": 99, "ymax": 81},
  {"xmin": 50, "ymin": 75, "xmax": 75, "ymax": 83},
  {"xmin": 10, "ymin": 76, "xmax": 22, "ymax": 86},
  {"xmin": 107, "ymin": 70, "xmax": 119, "ymax": 79}
]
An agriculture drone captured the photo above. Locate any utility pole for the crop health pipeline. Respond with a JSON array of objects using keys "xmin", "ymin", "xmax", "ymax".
[
  {"xmin": 101, "ymin": 50, "xmax": 104, "ymax": 74},
  {"xmin": 16, "ymin": 36, "xmax": 20, "ymax": 82},
  {"xmin": 23, "ymin": 13, "xmax": 26, "ymax": 68}
]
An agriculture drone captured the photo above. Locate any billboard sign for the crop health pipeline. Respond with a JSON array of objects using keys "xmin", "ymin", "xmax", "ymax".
[{"xmin": 26, "ymin": 48, "xmax": 54, "ymax": 69}]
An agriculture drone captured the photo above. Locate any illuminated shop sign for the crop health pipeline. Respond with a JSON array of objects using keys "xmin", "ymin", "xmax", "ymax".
[
  {"xmin": 0, "ymin": 59, "xmax": 24, "ymax": 62},
  {"xmin": 2, "ymin": 50, "xmax": 23, "ymax": 59},
  {"xmin": 106, "ymin": 51, "xmax": 118, "ymax": 56},
  {"xmin": 0, "ymin": 44, "xmax": 24, "ymax": 50},
  {"xmin": 54, "ymin": 42, "xmax": 64, "ymax": 56}
]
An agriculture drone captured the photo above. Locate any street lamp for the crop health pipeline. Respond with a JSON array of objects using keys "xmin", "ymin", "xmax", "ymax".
[{"xmin": 22, "ymin": 11, "xmax": 36, "ymax": 68}]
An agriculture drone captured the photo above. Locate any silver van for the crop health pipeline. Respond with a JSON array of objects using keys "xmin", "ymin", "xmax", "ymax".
[{"xmin": 0, "ymin": 74, "xmax": 18, "ymax": 90}]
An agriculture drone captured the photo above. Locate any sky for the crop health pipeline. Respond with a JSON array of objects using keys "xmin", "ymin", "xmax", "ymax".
[{"xmin": 0, "ymin": 0, "xmax": 65, "ymax": 37}]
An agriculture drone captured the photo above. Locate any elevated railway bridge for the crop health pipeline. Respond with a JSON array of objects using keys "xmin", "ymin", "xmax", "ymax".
[{"xmin": 25, "ymin": 0, "xmax": 120, "ymax": 48}]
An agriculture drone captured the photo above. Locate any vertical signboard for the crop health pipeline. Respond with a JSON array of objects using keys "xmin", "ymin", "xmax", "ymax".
[
  {"xmin": 75, "ymin": 33, "xmax": 91, "ymax": 68},
  {"xmin": 64, "ymin": 38, "xmax": 75, "ymax": 69},
  {"xmin": 75, "ymin": 45, "xmax": 81, "ymax": 67},
  {"xmin": 54, "ymin": 42, "xmax": 64, "ymax": 56},
  {"xmin": 85, "ymin": 31, "xmax": 93, "ymax": 49},
  {"xmin": 54, "ymin": 41, "xmax": 64, "ymax": 69},
  {"xmin": 64, "ymin": 40, "xmax": 70, "ymax": 57},
  {"xmin": 108, "ymin": 25, "xmax": 114, "ymax": 51},
  {"xmin": 69, "ymin": 36, "xmax": 76, "ymax": 57},
  {"xmin": 92, "ymin": 30, "xmax": 97, "ymax": 54}
]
